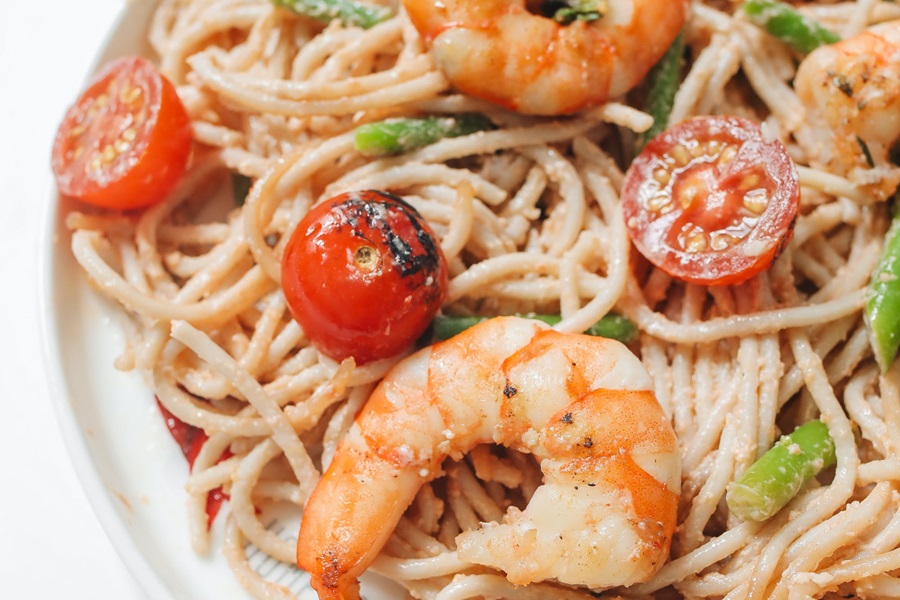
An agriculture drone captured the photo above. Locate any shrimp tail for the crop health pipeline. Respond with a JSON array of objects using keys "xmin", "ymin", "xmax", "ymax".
[{"xmin": 297, "ymin": 432, "xmax": 425, "ymax": 599}]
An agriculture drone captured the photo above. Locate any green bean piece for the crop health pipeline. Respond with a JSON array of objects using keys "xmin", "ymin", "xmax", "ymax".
[
  {"xmin": 866, "ymin": 210, "xmax": 900, "ymax": 371},
  {"xmin": 431, "ymin": 313, "xmax": 638, "ymax": 344},
  {"xmin": 637, "ymin": 31, "xmax": 684, "ymax": 150},
  {"xmin": 269, "ymin": 0, "xmax": 391, "ymax": 29},
  {"xmin": 743, "ymin": 0, "xmax": 840, "ymax": 54},
  {"xmin": 231, "ymin": 173, "xmax": 253, "ymax": 207},
  {"xmin": 354, "ymin": 114, "xmax": 493, "ymax": 157},
  {"xmin": 726, "ymin": 420, "xmax": 836, "ymax": 522}
]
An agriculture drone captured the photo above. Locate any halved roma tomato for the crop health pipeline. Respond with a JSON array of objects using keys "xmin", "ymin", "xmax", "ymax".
[
  {"xmin": 51, "ymin": 56, "xmax": 192, "ymax": 210},
  {"xmin": 622, "ymin": 116, "xmax": 800, "ymax": 286},
  {"xmin": 281, "ymin": 190, "xmax": 449, "ymax": 364}
]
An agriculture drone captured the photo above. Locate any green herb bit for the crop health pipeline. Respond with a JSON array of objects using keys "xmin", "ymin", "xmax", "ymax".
[
  {"xmin": 866, "ymin": 209, "xmax": 900, "ymax": 371},
  {"xmin": 550, "ymin": 0, "xmax": 609, "ymax": 24},
  {"xmin": 743, "ymin": 0, "xmax": 840, "ymax": 54},
  {"xmin": 270, "ymin": 0, "xmax": 391, "ymax": 29},
  {"xmin": 231, "ymin": 173, "xmax": 254, "ymax": 207},
  {"xmin": 726, "ymin": 420, "xmax": 836, "ymax": 522},
  {"xmin": 354, "ymin": 114, "xmax": 492, "ymax": 157},
  {"xmin": 857, "ymin": 136, "xmax": 875, "ymax": 168},
  {"xmin": 431, "ymin": 313, "xmax": 637, "ymax": 344},
  {"xmin": 637, "ymin": 30, "xmax": 684, "ymax": 150}
]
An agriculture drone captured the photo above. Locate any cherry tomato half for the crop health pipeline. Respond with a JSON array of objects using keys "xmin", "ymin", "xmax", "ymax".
[
  {"xmin": 51, "ymin": 56, "xmax": 192, "ymax": 210},
  {"xmin": 622, "ymin": 116, "xmax": 800, "ymax": 286},
  {"xmin": 281, "ymin": 190, "xmax": 449, "ymax": 364}
]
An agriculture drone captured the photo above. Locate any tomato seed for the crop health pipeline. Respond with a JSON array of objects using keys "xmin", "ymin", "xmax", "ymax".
[
  {"xmin": 671, "ymin": 145, "xmax": 690, "ymax": 165},
  {"xmin": 711, "ymin": 233, "xmax": 735, "ymax": 251},
  {"xmin": 653, "ymin": 168, "xmax": 670, "ymax": 185},
  {"xmin": 648, "ymin": 193, "xmax": 671, "ymax": 213},
  {"xmin": 740, "ymin": 173, "xmax": 761, "ymax": 190},
  {"xmin": 685, "ymin": 233, "xmax": 708, "ymax": 252},
  {"xmin": 719, "ymin": 145, "xmax": 737, "ymax": 164},
  {"xmin": 102, "ymin": 144, "xmax": 117, "ymax": 163},
  {"xmin": 743, "ymin": 189, "xmax": 769, "ymax": 214},
  {"xmin": 121, "ymin": 85, "xmax": 143, "ymax": 106}
]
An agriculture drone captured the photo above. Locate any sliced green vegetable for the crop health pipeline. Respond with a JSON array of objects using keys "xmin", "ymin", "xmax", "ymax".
[
  {"xmin": 726, "ymin": 420, "xmax": 836, "ymax": 522},
  {"xmin": 866, "ymin": 208, "xmax": 900, "ymax": 371},
  {"xmin": 743, "ymin": 0, "xmax": 840, "ymax": 54},
  {"xmin": 637, "ymin": 30, "xmax": 684, "ymax": 150},
  {"xmin": 431, "ymin": 313, "xmax": 637, "ymax": 344},
  {"xmin": 354, "ymin": 114, "xmax": 492, "ymax": 157},
  {"xmin": 548, "ymin": 0, "xmax": 609, "ymax": 24},
  {"xmin": 231, "ymin": 173, "xmax": 253, "ymax": 207},
  {"xmin": 270, "ymin": 0, "xmax": 391, "ymax": 29}
]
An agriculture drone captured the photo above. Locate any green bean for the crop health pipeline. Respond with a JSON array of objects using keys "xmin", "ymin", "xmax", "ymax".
[
  {"xmin": 354, "ymin": 114, "xmax": 492, "ymax": 157},
  {"xmin": 431, "ymin": 313, "xmax": 638, "ymax": 344},
  {"xmin": 269, "ymin": 0, "xmax": 391, "ymax": 29},
  {"xmin": 866, "ymin": 208, "xmax": 900, "ymax": 371},
  {"xmin": 726, "ymin": 420, "xmax": 836, "ymax": 522},
  {"xmin": 637, "ymin": 31, "xmax": 684, "ymax": 150},
  {"xmin": 743, "ymin": 0, "xmax": 840, "ymax": 54}
]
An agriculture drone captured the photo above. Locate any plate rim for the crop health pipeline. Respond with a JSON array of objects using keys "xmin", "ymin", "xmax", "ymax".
[{"xmin": 37, "ymin": 1, "xmax": 174, "ymax": 598}]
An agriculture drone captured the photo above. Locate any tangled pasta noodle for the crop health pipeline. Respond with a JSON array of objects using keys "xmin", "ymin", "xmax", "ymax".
[{"xmin": 65, "ymin": 0, "xmax": 900, "ymax": 599}]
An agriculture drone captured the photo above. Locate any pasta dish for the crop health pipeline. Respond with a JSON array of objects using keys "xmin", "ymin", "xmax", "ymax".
[{"xmin": 52, "ymin": 0, "xmax": 900, "ymax": 598}]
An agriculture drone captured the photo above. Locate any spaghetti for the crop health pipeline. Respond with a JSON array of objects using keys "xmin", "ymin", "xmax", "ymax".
[{"xmin": 62, "ymin": 0, "xmax": 900, "ymax": 598}]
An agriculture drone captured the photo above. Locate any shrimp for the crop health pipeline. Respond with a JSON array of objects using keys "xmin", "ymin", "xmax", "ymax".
[
  {"xmin": 402, "ymin": 0, "xmax": 689, "ymax": 115},
  {"xmin": 794, "ymin": 20, "xmax": 900, "ymax": 201},
  {"xmin": 296, "ymin": 316, "xmax": 680, "ymax": 599}
]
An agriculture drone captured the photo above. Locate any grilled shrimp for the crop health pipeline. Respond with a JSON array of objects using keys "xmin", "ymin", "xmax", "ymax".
[
  {"xmin": 296, "ymin": 316, "xmax": 681, "ymax": 599},
  {"xmin": 795, "ymin": 20, "xmax": 900, "ymax": 201},
  {"xmin": 402, "ymin": 0, "xmax": 689, "ymax": 115}
]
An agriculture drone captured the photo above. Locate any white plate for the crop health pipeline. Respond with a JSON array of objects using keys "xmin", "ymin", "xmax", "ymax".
[{"xmin": 40, "ymin": 3, "xmax": 401, "ymax": 598}]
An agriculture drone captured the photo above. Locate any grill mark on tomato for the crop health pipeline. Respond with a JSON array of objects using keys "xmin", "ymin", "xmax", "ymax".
[{"xmin": 339, "ymin": 190, "xmax": 444, "ymax": 281}]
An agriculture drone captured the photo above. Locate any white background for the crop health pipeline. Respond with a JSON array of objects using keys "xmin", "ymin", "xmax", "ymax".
[{"xmin": 1, "ymin": 0, "xmax": 147, "ymax": 597}]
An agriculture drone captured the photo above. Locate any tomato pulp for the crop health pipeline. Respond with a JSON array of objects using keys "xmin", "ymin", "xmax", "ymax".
[
  {"xmin": 281, "ymin": 190, "xmax": 449, "ymax": 364},
  {"xmin": 51, "ymin": 56, "xmax": 192, "ymax": 210},
  {"xmin": 622, "ymin": 116, "xmax": 800, "ymax": 286}
]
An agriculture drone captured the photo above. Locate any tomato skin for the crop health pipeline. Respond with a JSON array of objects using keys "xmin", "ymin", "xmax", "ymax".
[
  {"xmin": 622, "ymin": 116, "xmax": 800, "ymax": 286},
  {"xmin": 281, "ymin": 190, "xmax": 449, "ymax": 364},
  {"xmin": 51, "ymin": 56, "xmax": 192, "ymax": 210},
  {"xmin": 156, "ymin": 399, "xmax": 230, "ymax": 527}
]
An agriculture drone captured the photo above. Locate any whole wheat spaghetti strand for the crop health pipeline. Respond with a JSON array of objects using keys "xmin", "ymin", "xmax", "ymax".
[
  {"xmin": 170, "ymin": 320, "xmax": 320, "ymax": 495},
  {"xmin": 624, "ymin": 275, "xmax": 866, "ymax": 344},
  {"xmin": 73, "ymin": 230, "xmax": 275, "ymax": 325},
  {"xmin": 223, "ymin": 513, "xmax": 295, "ymax": 600},
  {"xmin": 744, "ymin": 320, "xmax": 860, "ymax": 598},
  {"xmin": 635, "ymin": 521, "xmax": 764, "ymax": 594},
  {"xmin": 435, "ymin": 574, "xmax": 594, "ymax": 600},
  {"xmin": 773, "ymin": 482, "xmax": 893, "ymax": 597}
]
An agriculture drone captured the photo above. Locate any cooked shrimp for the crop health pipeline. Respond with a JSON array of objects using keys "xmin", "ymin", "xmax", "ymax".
[
  {"xmin": 795, "ymin": 20, "xmax": 900, "ymax": 201},
  {"xmin": 402, "ymin": 0, "xmax": 689, "ymax": 115},
  {"xmin": 296, "ymin": 316, "xmax": 680, "ymax": 600}
]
